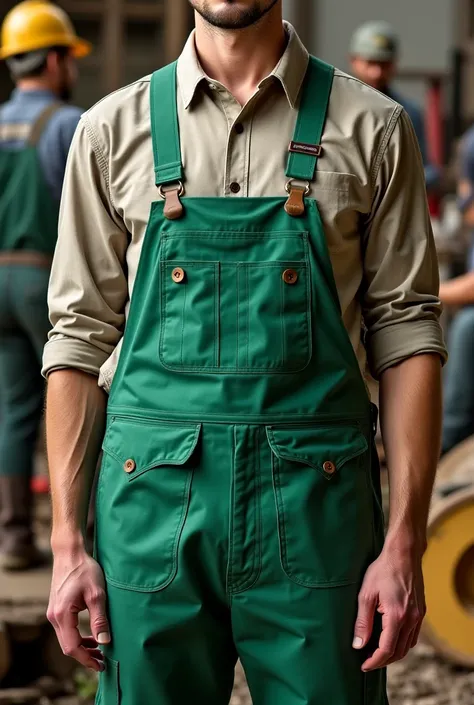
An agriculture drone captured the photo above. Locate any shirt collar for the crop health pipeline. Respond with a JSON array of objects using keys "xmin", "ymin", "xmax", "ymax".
[
  {"xmin": 177, "ymin": 21, "xmax": 309, "ymax": 110},
  {"xmin": 11, "ymin": 87, "xmax": 56, "ymax": 102}
]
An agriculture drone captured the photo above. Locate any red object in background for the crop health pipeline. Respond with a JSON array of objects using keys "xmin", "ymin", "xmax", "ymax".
[
  {"xmin": 426, "ymin": 77, "xmax": 443, "ymax": 219},
  {"xmin": 31, "ymin": 476, "xmax": 50, "ymax": 494}
]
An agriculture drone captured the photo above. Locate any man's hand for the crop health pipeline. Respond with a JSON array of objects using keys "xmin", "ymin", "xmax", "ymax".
[
  {"xmin": 353, "ymin": 545, "xmax": 426, "ymax": 671},
  {"xmin": 47, "ymin": 546, "xmax": 110, "ymax": 672}
]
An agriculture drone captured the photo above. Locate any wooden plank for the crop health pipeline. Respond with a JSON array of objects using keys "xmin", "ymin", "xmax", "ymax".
[
  {"xmin": 103, "ymin": 0, "xmax": 123, "ymax": 93},
  {"xmin": 61, "ymin": 1, "xmax": 163, "ymax": 18},
  {"xmin": 164, "ymin": 0, "xmax": 192, "ymax": 63}
]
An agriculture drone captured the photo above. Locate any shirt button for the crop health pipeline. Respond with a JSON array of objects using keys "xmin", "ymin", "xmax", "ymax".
[
  {"xmin": 124, "ymin": 459, "xmax": 136, "ymax": 474},
  {"xmin": 234, "ymin": 122, "xmax": 244, "ymax": 134},
  {"xmin": 172, "ymin": 267, "xmax": 185, "ymax": 283},
  {"xmin": 282, "ymin": 268, "xmax": 298, "ymax": 285},
  {"xmin": 230, "ymin": 182, "xmax": 241, "ymax": 194},
  {"xmin": 323, "ymin": 461, "xmax": 336, "ymax": 475}
]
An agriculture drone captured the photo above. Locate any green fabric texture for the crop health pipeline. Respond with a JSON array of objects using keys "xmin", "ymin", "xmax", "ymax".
[
  {"xmin": 0, "ymin": 117, "xmax": 59, "ymax": 254},
  {"xmin": 95, "ymin": 56, "xmax": 388, "ymax": 705}
]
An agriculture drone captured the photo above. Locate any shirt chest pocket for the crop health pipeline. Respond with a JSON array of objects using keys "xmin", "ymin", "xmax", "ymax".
[
  {"xmin": 158, "ymin": 231, "xmax": 312, "ymax": 374},
  {"xmin": 311, "ymin": 171, "xmax": 361, "ymax": 251}
]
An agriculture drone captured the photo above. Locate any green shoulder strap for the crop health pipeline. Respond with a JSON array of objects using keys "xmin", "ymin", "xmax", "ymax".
[
  {"xmin": 286, "ymin": 56, "xmax": 335, "ymax": 182},
  {"xmin": 149, "ymin": 56, "xmax": 334, "ymax": 188},
  {"xmin": 150, "ymin": 61, "xmax": 184, "ymax": 187}
]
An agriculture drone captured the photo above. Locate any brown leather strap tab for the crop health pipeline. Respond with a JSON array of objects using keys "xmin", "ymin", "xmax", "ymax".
[
  {"xmin": 0, "ymin": 251, "xmax": 53, "ymax": 268},
  {"xmin": 28, "ymin": 103, "xmax": 64, "ymax": 146},
  {"xmin": 163, "ymin": 186, "xmax": 184, "ymax": 220},
  {"xmin": 284, "ymin": 185, "xmax": 306, "ymax": 217}
]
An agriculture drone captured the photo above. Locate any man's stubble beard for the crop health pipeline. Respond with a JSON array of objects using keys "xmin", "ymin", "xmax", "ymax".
[{"xmin": 190, "ymin": 0, "xmax": 280, "ymax": 30}]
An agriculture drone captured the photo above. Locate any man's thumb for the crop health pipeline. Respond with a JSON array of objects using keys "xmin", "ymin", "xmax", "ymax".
[
  {"xmin": 353, "ymin": 594, "xmax": 376, "ymax": 649},
  {"xmin": 88, "ymin": 592, "xmax": 111, "ymax": 644}
]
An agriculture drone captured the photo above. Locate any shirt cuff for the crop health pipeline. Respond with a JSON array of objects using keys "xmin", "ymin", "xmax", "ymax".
[
  {"xmin": 42, "ymin": 336, "xmax": 110, "ymax": 379},
  {"xmin": 367, "ymin": 319, "xmax": 448, "ymax": 379}
]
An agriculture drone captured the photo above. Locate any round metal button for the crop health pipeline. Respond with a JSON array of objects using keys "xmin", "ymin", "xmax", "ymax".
[
  {"xmin": 124, "ymin": 459, "xmax": 136, "ymax": 474},
  {"xmin": 323, "ymin": 461, "xmax": 336, "ymax": 475},
  {"xmin": 230, "ymin": 182, "xmax": 241, "ymax": 194},
  {"xmin": 172, "ymin": 267, "xmax": 185, "ymax": 283},
  {"xmin": 234, "ymin": 122, "xmax": 244, "ymax": 134},
  {"xmin": 282, "ymin": 268, "xmax": 298, "ymax": 285}
]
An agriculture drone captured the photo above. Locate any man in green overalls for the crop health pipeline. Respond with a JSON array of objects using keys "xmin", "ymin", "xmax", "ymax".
[
  {"xmin": 44, "ymin": 2, "xmax": 446, "ymax": 703},
  {"xmin": 0, "ymin": 0, "xmax": 89, "ymax": 570}
]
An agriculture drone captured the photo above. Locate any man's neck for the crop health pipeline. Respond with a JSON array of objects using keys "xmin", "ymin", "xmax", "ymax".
[
  {"xmin": 16, "ymin": 77, "xmax": 54, "ymax": 94},
  {"xmin": 193, "ymin": 8, "xmax": 286, "ymax": 106}
]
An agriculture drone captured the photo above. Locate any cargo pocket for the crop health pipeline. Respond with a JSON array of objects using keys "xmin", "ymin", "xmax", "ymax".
[
  {"xmin": 96, "ymin": 657, "xmax": 120, "ymax": 705},
  {"xmin": 267, "ymin": 423, "xmax": 374, "ymax": 587},
  {"xmin": 96, "ymin": 417, "xmax": 201, "ymax": 592}
]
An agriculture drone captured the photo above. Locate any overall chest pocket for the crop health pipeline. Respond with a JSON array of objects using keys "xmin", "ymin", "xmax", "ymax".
[
  {"xmin": 158, "ymin": 231, "xmax": 312, "ymax": 373},
  {"xmin": 267, "ymin": 423, "xmax": 376, "ymax": 587},
  {"xmin": 96, "ymin": 416, "xmax": 201, "ymax": 592}
]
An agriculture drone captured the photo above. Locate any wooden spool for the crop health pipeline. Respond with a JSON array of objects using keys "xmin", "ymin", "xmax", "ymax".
[
  {"xmin": 0, "ymin": 622, "xmax": 12, "ymax": 683},
  {"xmin": 435, "ymin": 435, "xmax": 474, "ymax": 496},
  {"xmin": 422, "ymin": 487, "xmax": 474, "ymax": 667}
]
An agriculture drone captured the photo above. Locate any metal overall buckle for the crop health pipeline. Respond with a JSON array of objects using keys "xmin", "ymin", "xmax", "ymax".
[
  {"xmin": 159, "ymin": 181, "xmax": 185, "ymax": 220},
  {"xmin": 284, "ymin": 179, "xmax": 310, "ymax": 217}
]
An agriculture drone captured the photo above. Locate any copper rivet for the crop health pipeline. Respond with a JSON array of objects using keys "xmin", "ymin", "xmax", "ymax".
[
  {"xmin": 323, "ymin": 461, "xmax": 336, "ymax": 475},
  {"xmin": 124, "ymin": 459, "xmax": 136, "ymax": 474},
  {"xmin": 282, "ymin": 268, "xmax": 298, "ymax": 285},
  {"xmin": 172, "ymin": 267, "xmax": 185, "ymax": 283}
]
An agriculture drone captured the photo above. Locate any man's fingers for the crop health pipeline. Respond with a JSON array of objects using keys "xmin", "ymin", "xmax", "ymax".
[
  {"xmin": 65, "ymin": 645, "xmax": 105, "ymax": 672},
  {"xmin": 387, "ymin": 626, "xmax": 415, "ymax": 665},
  {"xmin": 362, "ymin": 610, "xmax": 402, "ymax": 671},
  {"xmin": 86, "ymin": 588, "xmax": 111, "ymax": 644},
  {"xmin": 353, "ymin": 590, "xmax": 377, "ymax": 649}
]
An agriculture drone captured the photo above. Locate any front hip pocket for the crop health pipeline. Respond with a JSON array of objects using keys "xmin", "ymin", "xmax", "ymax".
[
  {"xmin": 96, "ymin": 416, "xmax": 201, "ymax": 592},
  {"xmin": 96, "ymin": 656, "xmax": 120, "ymax": 705},
  {"xmin": 267, "ymin": 423, "xmax": 375, "ymax": 587}
]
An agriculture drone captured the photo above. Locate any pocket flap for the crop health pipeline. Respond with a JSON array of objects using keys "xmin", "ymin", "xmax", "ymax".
[
  {"xmin": 102, "ymin": 417, "xmax": 201, "ymax": 479},
  {"xmin": 266, "ymin": 424, "xmax": 368, "ymax": 478}
]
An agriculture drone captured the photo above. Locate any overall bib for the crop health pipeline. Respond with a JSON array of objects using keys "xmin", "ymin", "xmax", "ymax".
[{"xmin": 95, "ymin": 58, "xmax": 387, "ymax": 705}]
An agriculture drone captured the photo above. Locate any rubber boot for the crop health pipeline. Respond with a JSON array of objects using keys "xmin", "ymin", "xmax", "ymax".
[{"xmin": 0, "ymin": 475, "xmax": 46, "ymax": 571}]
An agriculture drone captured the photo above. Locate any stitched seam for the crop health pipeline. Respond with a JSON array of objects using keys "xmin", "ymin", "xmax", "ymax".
[
  {"xmin": 82, "ymin": 116, "xmax": 115, "ymax": 208},
  {"xmin": 215, "ymin": 263, "xmax": 219, "ymax": 367},
  {"xmin": 230, "ymin": 428, "xmax": 260, "ymax": 593},
  {"xmin": 226, "ymin": 426, "xmax": 236, "ymax": 597},
  {"xmin": 370, "ymin": 105, "xmax": 402, "ymax": 191},
  {"xmin": 232, "ymin": 427, "xmax": 263, "ymax": 593},
  {"xmin": 180, "ymin": 279, "xmax": 187, "ymax": 365}
]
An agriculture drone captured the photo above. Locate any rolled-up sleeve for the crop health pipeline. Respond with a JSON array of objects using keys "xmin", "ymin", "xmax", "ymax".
[
  {"xmin": 362, "ymin": 108, "xmax": 447, "ymax": 379},
  {"xmin": 42, "ymin": 116, "xmax": 129, "ymax": 378}
]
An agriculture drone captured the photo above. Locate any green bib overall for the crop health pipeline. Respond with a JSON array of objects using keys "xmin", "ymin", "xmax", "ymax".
[
  {"xmin": 95, "ymin": 58, "xmax": 387, "ymax": 705},
  {"xmin": 0, "ymin": 103, "xmax": 60, "ymax": 254}
]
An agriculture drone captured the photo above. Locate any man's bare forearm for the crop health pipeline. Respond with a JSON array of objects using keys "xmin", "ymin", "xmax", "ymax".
[
  {"xmin": 439, "ymin": 273, "xmax": 474, "ymax": 307},
  {"xmin": 46, "ymin": 369, "xmax": 107, "ymax": 554},
  {"xmin": 379, "ymin": 353, "xmax": 442, "ymax": 555}
]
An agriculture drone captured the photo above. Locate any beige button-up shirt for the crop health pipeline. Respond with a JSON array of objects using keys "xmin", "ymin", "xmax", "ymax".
[{"xmin": 43, "ymin": 24, "xmax": 447, "ymax": 389}]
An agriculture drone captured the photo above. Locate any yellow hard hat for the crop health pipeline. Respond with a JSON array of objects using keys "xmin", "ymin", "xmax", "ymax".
[{"xmin": 0, "ymin": 1, "xmax": 92, "ymax": 61}]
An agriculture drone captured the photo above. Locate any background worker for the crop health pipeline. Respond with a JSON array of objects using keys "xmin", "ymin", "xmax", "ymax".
[
  {"xmin": 350, "ymin": 20, "xmax": 439, "ymax": 192},
  {"xmin": 0, "ymin": 0, "xmax": 90, "ymax": 571},
  {"xmin": 438, "ymin": 143, "xmax": 474, "ymax": 453}
]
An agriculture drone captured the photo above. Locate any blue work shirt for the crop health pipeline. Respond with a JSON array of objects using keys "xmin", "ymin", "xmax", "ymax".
[
  {"xmin": 0, "ymin": 88, "xmax": 82, "ymax": 202},
  {"xmin": 389, "ymin": 88, "xmax": 439, "ymax": 192},
  {"xmin": 458, "ymin": 124, "xmax": 474, "ymax": 270}
]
